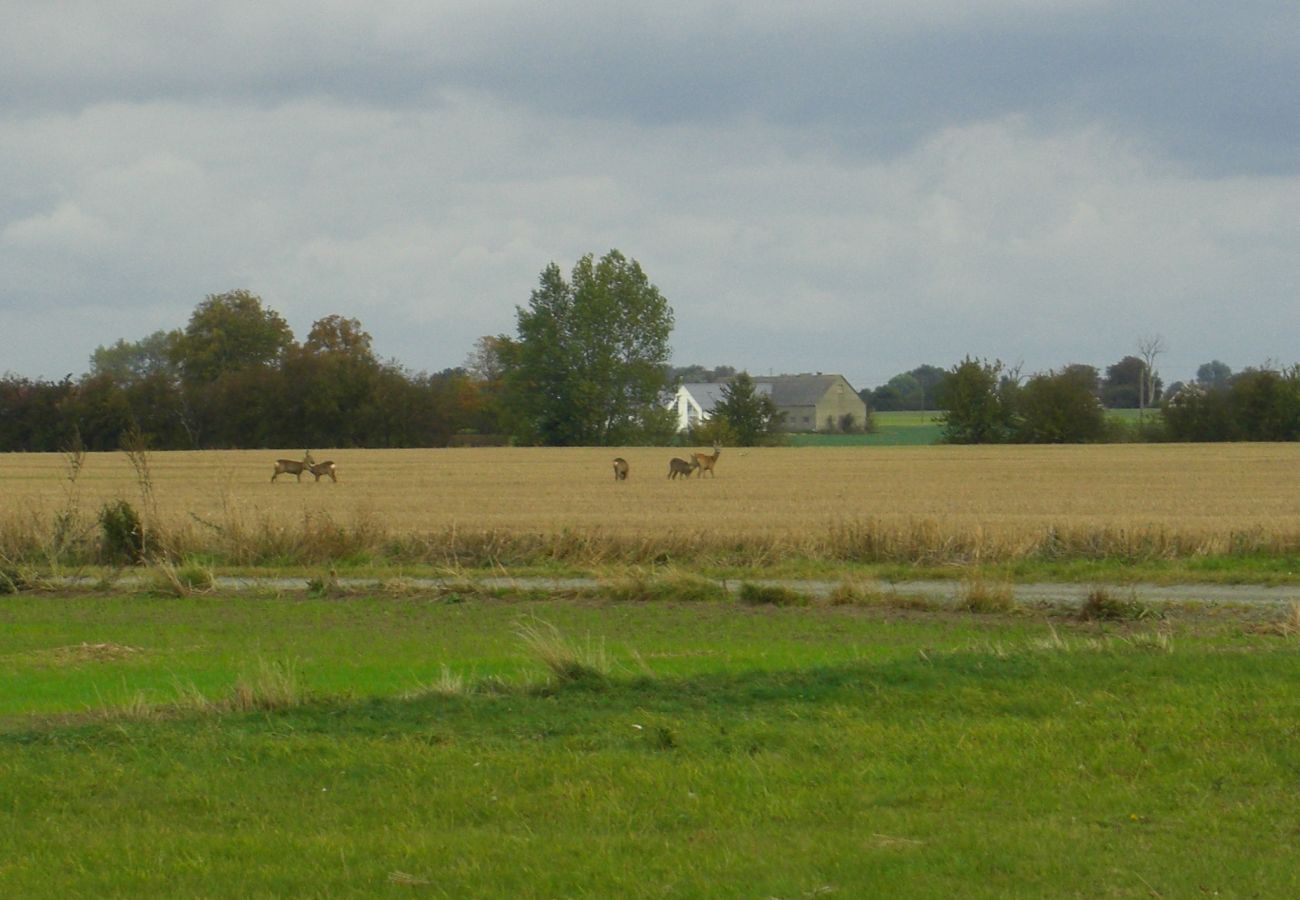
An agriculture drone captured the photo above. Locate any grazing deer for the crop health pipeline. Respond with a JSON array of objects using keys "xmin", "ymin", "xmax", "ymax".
[
  {"xmin": 612, "ymin": 457, "xmax": 629, "ymax": 481},
  {"xmin": 309, "ymin": 460, "xmax": 338, "ymax": 483},
  {"xmin": 272, "ymin": 451, "xmax": 315, "ymax": 483},
  {"xmin": 692, "ymin": 442, "xmax": 722, "ymax": 478},
  {"xmin": 668, "ymin": 457, "xmax": 699, "ymax": 479}
]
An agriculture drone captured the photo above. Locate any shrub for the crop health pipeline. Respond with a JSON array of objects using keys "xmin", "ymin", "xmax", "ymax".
[{"xmin": 98, "ymin": 499, "xmax": 148, "ymax": 564}]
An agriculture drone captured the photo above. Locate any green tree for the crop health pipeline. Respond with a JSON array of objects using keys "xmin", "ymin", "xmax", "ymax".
[
  {"xmin": 503, "ymin": 250, "xmax": 674, "ymax": 445},
  {"xmin": 885, "ymin": 373, "xmax": 924, "ymax": 410},
  {"xmin": 90, "ymin": 330, "xmax": 181, "ymax": 384},
  {"xmin": 909, "ymin": 364, "xmax": 947, "ymax": 410},
  {"xmin": 1196, "ymin": 360, "xmax": 1233, "ymax": 390},
  {"xmin": 173, "ymin": 290, "xmax": 295, "ymax": 386},
  {"xmin": 303, "ymin": 315, "xmax": 375, "ymax": 362},
  {"xmin": 937, "ymin": 357, "xmax": 1018, "ymax": 444},
  {"xmin": 710, "ymin": 372, "xmax": 782, "ymax": 446},
  {"xmin": 1230, "ymin": 367, "xmax": 1300, "ymax": 441},
  {"xmin": 1015, "ymin": 367, "xmax": 1106, "ymax": 443},
  {"xmin": 1103, "ymin": 356, "xmax": 1162, "ymax": 409}
]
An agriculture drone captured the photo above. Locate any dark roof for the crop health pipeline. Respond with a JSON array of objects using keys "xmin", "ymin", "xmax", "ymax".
[{"xmin": 752, "ymin": 374, "xmax": 853, "ymax": 406}]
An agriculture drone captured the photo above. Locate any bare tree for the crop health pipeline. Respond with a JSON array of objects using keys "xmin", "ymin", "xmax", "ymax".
[{"xmin": 1137, "ymin": 334, "xmax": 1165, "ymax": 417}]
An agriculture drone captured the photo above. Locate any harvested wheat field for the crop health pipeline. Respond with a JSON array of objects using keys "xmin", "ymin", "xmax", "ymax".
[{"xmin": 3, "ymin": 444, "xmax": 1300, "ymax": 564}]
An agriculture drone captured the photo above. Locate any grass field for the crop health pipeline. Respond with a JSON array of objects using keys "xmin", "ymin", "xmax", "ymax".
[
  {"xmin": 791, "ymin": 411, "xmax": 944, "ymax": 446},
  {"xmin": 3, "ymin": 442, "xmax": 1300, "ymax": 572},
  {"xmin": 3, "ymin": 590, "xmax": 1298, "ymax": 896}
]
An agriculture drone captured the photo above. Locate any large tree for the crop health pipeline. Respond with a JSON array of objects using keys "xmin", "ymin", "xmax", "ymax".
[
  {"xmin": 173, "ymin": 289, "xmax": 295, "ymax": 386},
  {"xmin": 1015, "ymin": 367, "xmax": 1106, "ymax": 443},
  {"xmin": 503, "ymin": 250, "xmax": 675, "ymax": 445},
  {"xmin": 90, "ymin": 330, "xmax": 181, "ymax": 385},
  {"xmin": 1102, "ymin": 356, "xmax": 1162, "ymax": 409},
  {"xmin": 937, "ymin": 357, "xmax": 1019, "ymax": 444}
]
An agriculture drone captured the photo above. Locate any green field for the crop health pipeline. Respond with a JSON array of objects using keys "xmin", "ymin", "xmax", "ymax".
[
  {"xmin": 3, "ymin": 589, "xmax": 1297, "ymax": 896},
  {"xmin": 790, "ymin": 409, "xmax": 1163, "ymax": 447},
  {"xmin": 791, "ymin": 411, "xmax": 944, "ymax": 446}
]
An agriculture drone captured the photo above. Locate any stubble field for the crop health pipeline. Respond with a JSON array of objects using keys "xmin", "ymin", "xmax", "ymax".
[{"xmin": 3, "ymin": 443, "xmax": 1300, "ymax": 567}]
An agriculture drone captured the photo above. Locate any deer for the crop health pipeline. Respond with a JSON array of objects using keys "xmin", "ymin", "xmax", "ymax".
[
  {"xmin": 691, "ymin": 442, "xmax": 722, "ymax": 478},
  {"xmin": 612, "ymin": 457, "xmax": 629, "ymax": 481},
  {"xmin": 308, "ymin": 460, "xmax": 338, "ymax": 482},
  {"xmin": 271, "ymin": 451, "xmax": 315, "ymax": 483},
  {"xmin": 668, "ymin": 457, "xmax": 699, "ymax": 479}
]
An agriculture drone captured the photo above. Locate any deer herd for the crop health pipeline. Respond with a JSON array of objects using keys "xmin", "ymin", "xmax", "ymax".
[
  {"xmin": 270, "ymin": 443, "xmax": 723, "ymax": 485},
  {"xmin": 271, "ymin": 451, "xmax": 337, "ymax": 483},
  {"xmin": 647, "ymin": 442, "xmax": 724, "ymax": 481}
]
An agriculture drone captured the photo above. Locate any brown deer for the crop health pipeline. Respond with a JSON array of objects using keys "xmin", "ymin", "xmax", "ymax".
[
  {"xmin": 612, "ymin": 457, "xmax": 629, "ymax": 481},
  {"xmin": 308, "ymin": 460, "xmax": 338, "ymax": 482},
  {"xmin": 668, "ymin": 457, "xmax": 699, "ymax": 479},
  {"xmin": 691, "ymin": 442, "xmax": 722, "ymax": 478},
  {"xmin": 272, "ymin": 451, "xmax": 315, "ymax": 483}
]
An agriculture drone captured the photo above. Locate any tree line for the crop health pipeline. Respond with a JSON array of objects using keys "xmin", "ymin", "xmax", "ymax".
[
  {"xmin": 0, "ymin": 251, "xmax": 686, "ymax": 452},
  {"xmin": 0, "ymin": 291, "xmax": 499, "ymax": 452},
  {"xmin": 936, "ymin": 357, "xmax": 1300, "ymax": 444},
  {"xmin": 2, "ymin": 249, "xmax": 1295, "ymax": 451}
]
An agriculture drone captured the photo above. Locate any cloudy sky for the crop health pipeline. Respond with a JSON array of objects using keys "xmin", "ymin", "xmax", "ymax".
[{"xmin": 2, "ymin": 1, "xmax": 1297, "ymax": 391}]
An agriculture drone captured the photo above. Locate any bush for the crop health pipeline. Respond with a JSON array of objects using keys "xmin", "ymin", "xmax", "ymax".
[{"xmin": 99, "ymin": 499, "xmax": 148, "ymax": 564}]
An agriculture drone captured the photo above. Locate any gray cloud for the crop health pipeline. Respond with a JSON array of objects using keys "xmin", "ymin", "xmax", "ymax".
[{"xmin": 2, "ymin": 2, "xmax": 1297, "ymax": 390}]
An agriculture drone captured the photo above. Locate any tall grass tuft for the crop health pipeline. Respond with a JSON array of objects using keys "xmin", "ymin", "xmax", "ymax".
[
  {"xmin": 229, "ymin": 658, "xmax": 304, "ymax": 712},
  {"xmin": 1263, "ymin": 602, "xmax": 1300, "ymax": 637},
  {"xmin": 48, "ymin": 431, "xmax": 87, "ymax": 565},
  {"xmin": 957, "ymin": 577, "xmax": 1016, "ymax": 613},
  {"xmin": 150, "ymin": 557, "xmax": 216, "ymax": 597},
  {"xmin": 515, "ymin": 617, "xmax": 611, "ymax": 685}
]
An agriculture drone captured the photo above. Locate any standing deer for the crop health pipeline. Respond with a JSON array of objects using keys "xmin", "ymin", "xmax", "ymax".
[
  {"xmin": 668, "ymin": 457, "xmax": 699, "ymax": 479},
  {"xmin": 612, "ymin": 458, "xmax": 629, "ymax": 481},
  {"xmin": 692, "ymin": 442, "xmax": 722, "ymax": 477},
  {"xmin": 272, "ymin": 451, "xmax": 315, "ymax": 483},
  {"xmin": 308, "ymin": 460, "xmax": 338, "ymax": 482}
]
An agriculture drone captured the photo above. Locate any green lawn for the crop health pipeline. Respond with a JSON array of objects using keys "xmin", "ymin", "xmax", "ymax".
[{"xmin": 2, "ymin": 591, "xmax": 1297, "ymax": 896}]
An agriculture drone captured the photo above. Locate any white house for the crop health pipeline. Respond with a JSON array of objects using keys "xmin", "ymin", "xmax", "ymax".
[{"xmin": 669, "ymin": 381, "xmax": 772, "ymax": 433}]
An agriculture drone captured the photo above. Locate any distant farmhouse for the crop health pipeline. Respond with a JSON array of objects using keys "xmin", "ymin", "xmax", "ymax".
[{"xmin": 670, "ymin": 373, "xmax": 867, "ymax": 433}]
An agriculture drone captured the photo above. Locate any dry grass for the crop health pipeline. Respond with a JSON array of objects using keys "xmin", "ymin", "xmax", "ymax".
[{"xmin": 1, "ymin": 444, "xmax": 1299, "ymax": 566}]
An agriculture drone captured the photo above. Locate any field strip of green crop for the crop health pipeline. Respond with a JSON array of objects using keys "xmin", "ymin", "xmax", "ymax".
[{"xmin": 2, "ymin": 591, "xmax": 1298, "ymax": 896}]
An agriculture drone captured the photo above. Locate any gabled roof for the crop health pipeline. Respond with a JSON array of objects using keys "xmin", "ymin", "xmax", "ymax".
[{"xmin": 752, "ymin": 374, "xmax": 853, "ymax": 406}]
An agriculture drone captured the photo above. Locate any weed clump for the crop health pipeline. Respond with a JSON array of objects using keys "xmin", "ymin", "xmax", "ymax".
[
  {"xmin": 738, "ymin": 582, "xmax": 809, "ymax": 606},
  {"xmin": 0, "ymin": 562, "xmax": 28, "ymax": 594},
  {"xmin": 1078, "ymin": 587, "xmax": 1159, "ymax": 622}
]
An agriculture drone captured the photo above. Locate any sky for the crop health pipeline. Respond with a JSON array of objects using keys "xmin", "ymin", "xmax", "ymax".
[{"xmin": 2, "ymin": 1, "xmax": 1297, "ymax": 392}]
